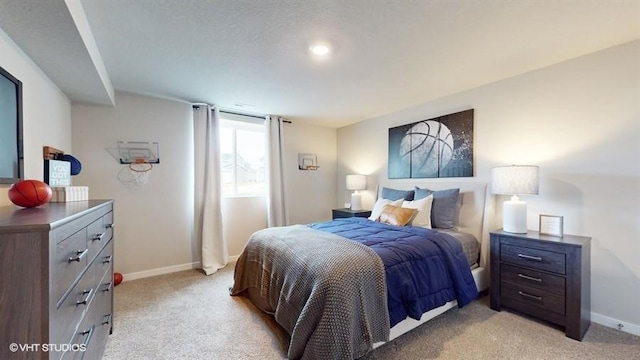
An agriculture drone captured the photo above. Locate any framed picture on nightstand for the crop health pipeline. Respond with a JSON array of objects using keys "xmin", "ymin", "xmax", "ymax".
[{"xmin": 539, "ymin": 214, "xmax": 563, "ymax": 237}]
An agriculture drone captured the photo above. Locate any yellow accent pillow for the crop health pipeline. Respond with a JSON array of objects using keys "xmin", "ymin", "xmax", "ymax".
[{"xmin": 378, "ymin": 205, "xmax": 417, "ymax": 227}]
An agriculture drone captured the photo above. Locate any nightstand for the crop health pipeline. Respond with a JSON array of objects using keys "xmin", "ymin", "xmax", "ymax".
[
  {"xmin": 490, "ymin": 230, "xmax": 591, "ymax": 340},
  {"xmin": 332, "ymin": 208, "xmax": 372, "ymax": 219}
]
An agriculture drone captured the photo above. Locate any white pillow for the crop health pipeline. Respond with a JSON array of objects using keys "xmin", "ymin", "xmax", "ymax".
[
  {"xmin": 369, "ymin": 198, "xmax": 404, "ymax": 221},
  {"xmin": 402, "ymin": 194, "xmax": 434, "ymax": 228}
]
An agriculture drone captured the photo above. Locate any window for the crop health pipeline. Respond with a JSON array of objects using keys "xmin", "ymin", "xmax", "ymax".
[{"xmin": 220, "ymin": 116, "xmax": 265, "ymax": 196}]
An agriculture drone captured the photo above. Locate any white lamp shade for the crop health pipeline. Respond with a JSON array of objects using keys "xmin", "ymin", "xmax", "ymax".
[
  {"xmin": 491, "ymin": 165, "xmax": 539, "ymax": 195},
  {"xmin": 346, "ymin": 175, "xmax": 366, "ymax": 191}
]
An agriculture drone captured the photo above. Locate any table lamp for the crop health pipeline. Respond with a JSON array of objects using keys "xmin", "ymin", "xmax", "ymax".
[
  {"xmin": 491, "ymin": 165, "xmax": 539, "ymax": 233},
  {"xmin": 346, "ymin": 175, "xmax": 366, "ymax": 211}
]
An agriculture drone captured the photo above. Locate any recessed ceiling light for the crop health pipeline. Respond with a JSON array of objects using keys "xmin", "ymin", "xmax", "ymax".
[{"xmin": 309, "ymin": 43, "xmax": 331, "ymax": 57}]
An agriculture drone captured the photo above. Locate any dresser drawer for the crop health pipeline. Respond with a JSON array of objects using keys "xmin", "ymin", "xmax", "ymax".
[
  {"xmin": 54, "ymin": 229, "xmax": 90, "ymax": 301},
  {"xmin": 92, "ymin": 268, "xmax": 114, "ymax": 352},
  {"xmin": 87, "ymin": 211, "xmax": 113, "ymax": 263},
  {"xmin": 501, "ymin": 243, "xmax": 566, "ymax": 274},
  {"xmin": 64, "ymin": 317, "xmax": 95, "ymax": 360},
  {"xmin": 92, "ymin": 239, "xmax": 114, "ymax": 284},
  {"xmin": 501, "ymin": 264, "xmax": 565, "ymax": 296},
  {"xmin": 63, "ymin": 268, "xmax": 113, "ymax": 360},
  {"xmin": 52, "ymin": 271, "xmax": 96, "ymax": 348},
  {"xmin": 501, "ymin": 281, "xmax": 565, "ymax": 315}
]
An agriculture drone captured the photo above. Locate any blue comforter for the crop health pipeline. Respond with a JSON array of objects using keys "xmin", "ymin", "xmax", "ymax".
[{"xmin": 308, "ymin": 217, "xmax": 478, "ymax": 327}]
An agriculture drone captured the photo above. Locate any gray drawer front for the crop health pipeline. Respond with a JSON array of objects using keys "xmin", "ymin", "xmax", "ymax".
[
  {"xmin": 63, "ymin": 316, "xmax": 95, "ymax": 360},
  {"xmin": 63, "ymin": 264, "xmax": 113, "ymax": 360},
  {"xmin": 92, "ymin": 239, "xmax": 114, "ymax": 286},
  {"xmin": 52, "ymin": 271, "xmax": 96, "ymax": 348},
  {"xmin": 501, "ymin": 243, "xmax": 566, "ymax": 274},
  {"xmin": 54, "ymin": 229, "xmax": 89, "ymax": 301},
  {"xmin": 501, "ymin": 281, "xmax": 565, "ymax": 315},
  {"xmin": 501, "ymin": 264, "xmax": 565, "ymax": 296},
  {"xmin": 93, "ymin": 267, "xmax": 114, "ymax": 340}
]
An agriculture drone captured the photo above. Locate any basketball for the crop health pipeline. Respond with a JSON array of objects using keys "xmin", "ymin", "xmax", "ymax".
[
  {"xmin": 399, "ymin": 120, "xmax": 454, "ymax": 177},
  {"xmin": 7, "ymin": 179, "xmax": 53, "ymax": 208},
  {"xmin": 114, "ymin": 272, "xmax": 123, "ymax": 286}
]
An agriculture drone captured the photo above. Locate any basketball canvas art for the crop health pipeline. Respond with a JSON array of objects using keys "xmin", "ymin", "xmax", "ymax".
[{"xmin": 388, "ymin": 109, "xmax": 474, "ymax": 179}]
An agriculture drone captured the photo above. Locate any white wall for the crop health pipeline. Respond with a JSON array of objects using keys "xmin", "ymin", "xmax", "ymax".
[
  {"xmin": 71, "ymin": 92, "xmax": 195, "ymax": 276},
  {"xmin": 0, "ymin": 26, "xmax": 71, "ymax": 206},
  {"xmin": 223, "ymin": 196, "xmax": 267, "ymax": 257},
  {"xmin": 337, "ymin": 40, "xmax": 640, "ymax": 333},
  {"xmin": 283, "ymin": 122, "xmax": 338, "ymax": 224}
]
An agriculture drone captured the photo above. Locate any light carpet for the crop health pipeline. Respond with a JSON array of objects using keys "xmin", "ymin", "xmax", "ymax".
[{"xmin": 103, "ymin": 264, "xmax": 639, "ymax": 360}]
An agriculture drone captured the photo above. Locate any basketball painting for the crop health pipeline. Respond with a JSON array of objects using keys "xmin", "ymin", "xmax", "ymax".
[{"xmin": 388, "ymin": 109, "xmax": 474, "ymax": 178}]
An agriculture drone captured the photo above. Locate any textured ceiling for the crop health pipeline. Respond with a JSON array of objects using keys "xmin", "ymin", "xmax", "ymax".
[{"xmin": 1, "ymin": 0, "xmax": 639, "ymax": 127}]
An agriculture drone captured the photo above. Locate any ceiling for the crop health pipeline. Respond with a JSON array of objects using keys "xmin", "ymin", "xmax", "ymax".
[{"xmin": 1, "ymin": 0, "xmax": 638, "ymax": 127}]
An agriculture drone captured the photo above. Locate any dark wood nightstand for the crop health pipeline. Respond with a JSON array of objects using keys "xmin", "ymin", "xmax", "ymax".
[
  {"xmin": 332, "ymin": 208, "xmax": 372, "ymax": 219},
  {"xmin": 490, "ymin": 230, "xmax": 591, "ymax": 341}
]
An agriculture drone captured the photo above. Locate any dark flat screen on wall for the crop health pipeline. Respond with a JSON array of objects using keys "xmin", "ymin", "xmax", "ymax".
[{"xmin": 0, "ymin": 65, "xmax": 23, "ymax": 184}]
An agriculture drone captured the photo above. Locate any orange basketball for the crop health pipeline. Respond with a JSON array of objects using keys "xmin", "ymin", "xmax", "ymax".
[{"xmin": 8, "ymin": 180, "xmax": 52, "ymax": 208}]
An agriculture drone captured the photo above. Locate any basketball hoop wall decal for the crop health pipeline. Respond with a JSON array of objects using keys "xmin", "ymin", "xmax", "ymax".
[{"xmin": 388, "ymin": 109, "xmax": 474, "ymax": 179}]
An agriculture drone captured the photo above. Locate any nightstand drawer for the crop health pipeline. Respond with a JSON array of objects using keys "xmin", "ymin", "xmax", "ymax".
[
  {"xmin": 501, "ymin": 243, "xmax": 566, "ymax": 274},
  {"xmin": 501, "ymin": 264, "xmax": 565, "ymax": 296},
  {"xmin": 501, "ymin": 281, "xmax": 565, "ymax": 315}
]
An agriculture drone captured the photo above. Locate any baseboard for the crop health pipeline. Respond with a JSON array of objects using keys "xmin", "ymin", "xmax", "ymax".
[
  {"xmin": 122, "ymin": 262, "xmax": 202, "ymax": 281},
  {"xmin": 122, "ymin": 255, "xmax": 240, "ymax": 282},
  {"xmin": 592, "ymin": 312, "xmax": 640, "ymax": 336}
]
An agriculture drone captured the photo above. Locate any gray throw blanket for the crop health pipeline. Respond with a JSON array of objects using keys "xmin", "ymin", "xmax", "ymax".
[{"xmin": 231, "ymin": 225, "xmax": 390, "ymax": 359}]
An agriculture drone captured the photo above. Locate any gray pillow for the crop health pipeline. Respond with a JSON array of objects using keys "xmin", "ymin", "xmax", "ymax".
[
  {"xmin": 414, "ymin": 187, "xmax": 460, "ymax": 229},
  {"xmin": 380, "ymin": 187, "xmax": 414, "ymax": 201}
]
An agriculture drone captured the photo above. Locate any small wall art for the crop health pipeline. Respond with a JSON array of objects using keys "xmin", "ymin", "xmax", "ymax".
[{"xmin": 388, "ymin": 109, "xmax": 474, "ymax": 179}]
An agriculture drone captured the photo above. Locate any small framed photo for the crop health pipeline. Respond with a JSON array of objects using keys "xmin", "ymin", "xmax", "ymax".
[{"xmin": 539, "ymin": 215, "xmax": 564, "ymax": 237}]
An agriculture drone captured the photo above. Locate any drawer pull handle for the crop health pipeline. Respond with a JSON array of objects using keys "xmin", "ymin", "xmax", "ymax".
[
  {"xmin": 68, "ymin": 249, "xmax": 89, "ymax": 263},
  {"xmin": 518, "ymin": 291, "xmax": 542, "ymax": 301},
  {"xmin": 102, "ymin": 282, "xmax": 113, "ymax": 292},
  {"xmin": 518, "ymin": 273, "xmax": 543, "ymax": 283},
  {"xmin": 93, "ymin": 233, "xmax": 105, "ymax": 241},
  {"xmin": 106, "ymin": 223, "xmax": 115, "ymax": 229},
  {"xmin": 79, "ymin": 326, "xmax": 94, "ymax": 347},
  {"xmin": 517, "ymin": 254, "xmax": 543, "ymax": 262},
  {"xmin": 76, "ymin": 288, "xmax": 93, "ymax": 306},
  {"xmin": 103, "ymin": 255, "xmax": 113, "ymax": 264},
  {"xmin": 102, "ymin": 313, "xmax": 112, "ymax": 325}
]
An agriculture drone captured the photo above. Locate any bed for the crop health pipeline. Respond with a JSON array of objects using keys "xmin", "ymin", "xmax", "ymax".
[{"xmin": 231, "ymin": 181, "xmax": 493, "ymax": 359}]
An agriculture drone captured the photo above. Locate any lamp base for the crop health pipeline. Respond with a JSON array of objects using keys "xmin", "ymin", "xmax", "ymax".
[
  {"xmin": 350, "ymin": 193, "xmax": 362, "ymax": 211},
  {"xmin": 503, "ymin": 198, "xmax": 527, "ymax": 233}
]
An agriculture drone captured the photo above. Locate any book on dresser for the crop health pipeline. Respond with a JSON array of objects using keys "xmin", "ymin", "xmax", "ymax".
[{"xmin": 0, "ymin": 200, "xmax": 115, "ymax": 360}]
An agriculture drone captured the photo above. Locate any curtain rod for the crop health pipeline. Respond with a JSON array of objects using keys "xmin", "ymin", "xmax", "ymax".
[{"xmin": 192, "ymin": 105, "xmax": 291, "ymax": 123}]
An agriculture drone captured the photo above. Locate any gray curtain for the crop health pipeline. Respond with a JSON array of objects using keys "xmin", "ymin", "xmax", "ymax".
[
  {"xmin": 193, "ymin": 105, "xmax": 227, "ymax": 275},
  {"xmin": 265, "ymin": 115, "xmax": 289, "ymax": 227}
]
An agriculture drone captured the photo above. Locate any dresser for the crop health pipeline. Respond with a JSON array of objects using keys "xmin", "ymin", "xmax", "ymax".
[
  {"xmin": 489, "ymin": 230, "xmax": 591, "ymax": 340},
  {"xmin": 0, "ymin": 200, "xmax": 114, "ymax": 359},
  {"xmin": 332, "ymin": 208, "xmax": 372, "ymax": 219}
]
